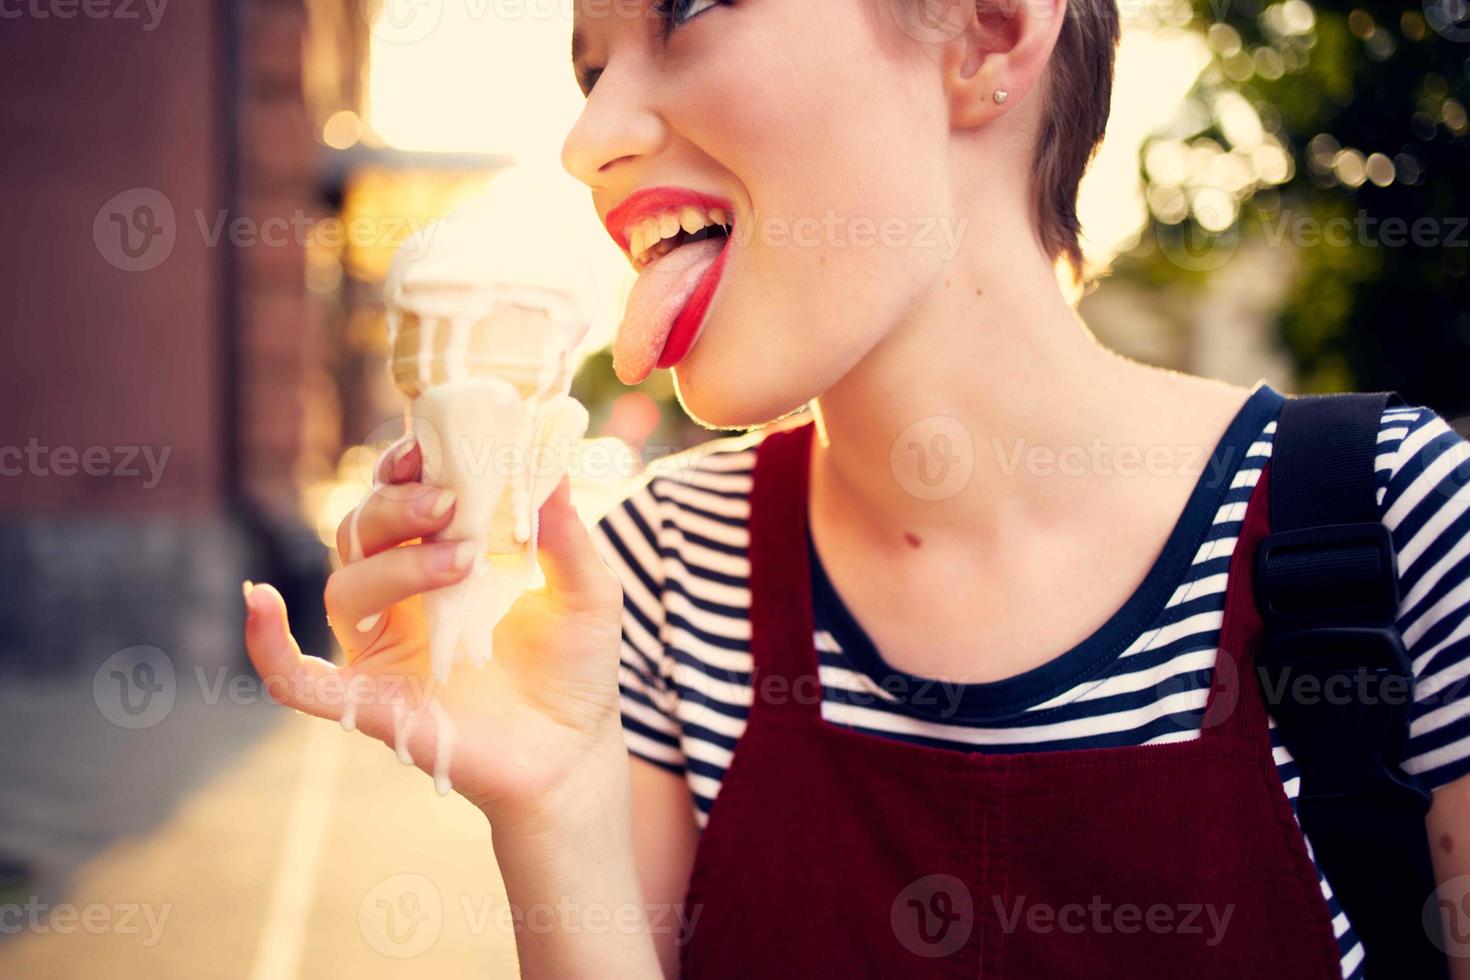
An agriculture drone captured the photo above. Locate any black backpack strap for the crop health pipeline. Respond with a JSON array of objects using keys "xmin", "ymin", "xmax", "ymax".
[{"xmin": 1254, "ymin": 391, "xmax": 1447, "ymax": 978}]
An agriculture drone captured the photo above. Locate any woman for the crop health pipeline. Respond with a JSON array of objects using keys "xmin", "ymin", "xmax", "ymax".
[{"xmin": 243, "ymin": 0, "xmax": 1470, "ymax": 975}]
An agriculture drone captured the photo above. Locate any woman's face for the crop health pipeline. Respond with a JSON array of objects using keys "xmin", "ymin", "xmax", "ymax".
[{"xmin": 564, "ymin": 0, "xmax": 960, "ymax": 429}]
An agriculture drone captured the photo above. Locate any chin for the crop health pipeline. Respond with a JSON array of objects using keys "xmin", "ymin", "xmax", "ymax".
[
  {"xmin": 669, "ymin": 328, "xmax": 818, "ymax": 431},
  {"xmin": 671, "ymin": 366, "xmax": 804, "ymax": 431}
]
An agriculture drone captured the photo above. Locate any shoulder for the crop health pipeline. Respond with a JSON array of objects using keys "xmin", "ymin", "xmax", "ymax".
[
  {"xmin": 1374, "ymin": 403, "xmax": 1468, "ymax": 496},
  {"xmin": 605, "ymin": 426, "xmax": 765, "ymax": 520},
  {"xmin": 1372, "ymin": 402, "xmax": 1470, "ymax": 543},
  {"xmin": 643, "ymin": 427, "xmax": 764, "ymax": 504},
  {"xmin": 1372, "ymin": 402, "xmax": 1470, "ymax": 789},
  {"xmin": 587, "ymin": 425, "xmax": 776, "ymax": 584}
]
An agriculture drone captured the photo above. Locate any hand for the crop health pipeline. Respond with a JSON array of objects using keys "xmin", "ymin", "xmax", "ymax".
[{"xmin": 242, "ymin": 437, "xmax": 627, "ymax": 826}]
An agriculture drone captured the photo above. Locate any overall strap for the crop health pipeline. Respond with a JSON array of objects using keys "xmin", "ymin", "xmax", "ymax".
[
  {"xmin": 1255, "ymin": 391, "xmax": 1447, "ymax": 979},
  {"xmin": 746, "ymin": 420, "xmax": 822, "ymax": 718}
]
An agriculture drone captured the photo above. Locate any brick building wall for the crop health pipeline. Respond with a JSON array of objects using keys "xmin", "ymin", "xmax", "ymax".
[{"xmin": 0, "ymin": 0, "xmax": 331, "ymax": 674}]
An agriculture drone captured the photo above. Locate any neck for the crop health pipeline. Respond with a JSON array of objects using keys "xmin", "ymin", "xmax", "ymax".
[{"xmin": 808, "ymin": 239, "xmax": 1200, "ymax": 548}]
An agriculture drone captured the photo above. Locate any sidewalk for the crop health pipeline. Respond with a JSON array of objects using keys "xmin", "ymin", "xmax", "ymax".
[{"xmin": 0, "ymin": 680, "xmax": 519, "ymax": 979}]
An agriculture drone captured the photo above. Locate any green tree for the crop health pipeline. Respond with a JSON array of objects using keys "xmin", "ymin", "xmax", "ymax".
[{"xmin": 1125, "ymin": 0, "xmax": 1470, "ymax": 415}]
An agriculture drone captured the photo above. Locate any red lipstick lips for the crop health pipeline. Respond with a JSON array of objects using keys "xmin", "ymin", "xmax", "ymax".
[
  {"xmin": 603, "ymin": 186, "xmax": 735, "ymax": 381},
  {"xmin": 604, "ymin": 186, "xmax": 732, "ymax": 258}
]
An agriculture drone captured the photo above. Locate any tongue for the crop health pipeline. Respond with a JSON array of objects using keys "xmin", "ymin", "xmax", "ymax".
[{"xmin": 614, "ymin": 236, "xmax": 725, "ymax": 385}]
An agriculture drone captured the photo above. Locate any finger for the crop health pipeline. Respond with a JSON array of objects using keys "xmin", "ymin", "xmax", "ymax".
[
  {"xmin": 536, "ymin": 477, "xmax": 621, "ymax": 615},
  {"xmin": 242, "ymin": 581, "xmax": 451, "ymax": 772},
  {"xmin": 374, "ymin": 436, "xmax": 423, "ymax": 486},
  {"xmin": 323, "ymin": 539, "xmax": 478, "ymax": 648},
  {"xmin": 335, "ymin": 482, "xmax": 457, "ymax": 560},
  {"xmin": 243, "ymin": 580, "xmax": 351, "ymax": 723}
]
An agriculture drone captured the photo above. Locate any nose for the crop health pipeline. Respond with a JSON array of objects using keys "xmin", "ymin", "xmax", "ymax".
[{"xmin": 560, "ymin": 65, "xmax": 667, "ymax": 192}]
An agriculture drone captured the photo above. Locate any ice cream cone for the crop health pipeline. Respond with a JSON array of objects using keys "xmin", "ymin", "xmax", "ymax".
[{"xmin": 382, "ymin": 198, "xmax": 593, "ymax": 681}]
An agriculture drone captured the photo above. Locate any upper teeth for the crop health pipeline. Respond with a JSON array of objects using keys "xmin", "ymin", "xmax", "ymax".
[{"xmin": 627, "ymin": 206, "xmax": 730, "ymax": 269}]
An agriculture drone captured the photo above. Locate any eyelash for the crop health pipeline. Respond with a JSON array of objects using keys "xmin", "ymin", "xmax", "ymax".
[
  {"xmin": 579, "ymin": 0, "xmax": 722, "ymax": 94},
  {"xmin": 652, "ymin": 0, "xmax": 720, "ymax": 38}
]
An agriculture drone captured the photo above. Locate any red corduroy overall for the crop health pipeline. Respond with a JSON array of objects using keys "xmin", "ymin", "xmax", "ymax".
[{"xmin": 680, "ymin": 420, "xmax": 1342, "ymax": 978}]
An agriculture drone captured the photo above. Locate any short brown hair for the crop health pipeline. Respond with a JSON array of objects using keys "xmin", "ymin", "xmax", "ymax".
[
  {"xmin": 1036, "ymin": 0, "xmax": 1121, "ymax": 278},
  {"xmin": 876, "ymin": 0, "xmax": 1121, "ymax": 279}
]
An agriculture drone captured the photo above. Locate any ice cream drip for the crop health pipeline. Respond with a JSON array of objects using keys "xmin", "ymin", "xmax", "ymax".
[
  {"xmin": 384, "ymin": 197, "xmax": 593, "ymax": 686},
  {"xmin": 376, "ymin": 185, "xmax": 595, "ymax": 795}
]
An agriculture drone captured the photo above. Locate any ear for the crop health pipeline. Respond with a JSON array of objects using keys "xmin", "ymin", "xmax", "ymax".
[{"xmin": 941, "ymin": 0, "xmax": 1068, "ymax": 129}]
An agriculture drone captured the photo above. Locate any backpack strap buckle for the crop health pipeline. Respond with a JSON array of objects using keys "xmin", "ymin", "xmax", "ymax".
[
  {"xmin": 1254, "ymin": 521, "xmax": 1428, "ymax": 807},
  {"xmin": 1255, "ymin": 521, "xmax": 1398, "ymax": 627}
]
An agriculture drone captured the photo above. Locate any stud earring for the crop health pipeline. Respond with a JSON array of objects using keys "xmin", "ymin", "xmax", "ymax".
[{"xmin": 993, "ymin": 89, "xmax": 1009, "ymax": 104}]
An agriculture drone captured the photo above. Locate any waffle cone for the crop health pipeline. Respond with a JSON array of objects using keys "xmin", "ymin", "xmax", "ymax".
[{"xmin": 390, "ymin": 305, "xmax": 572, "ymax": 401}]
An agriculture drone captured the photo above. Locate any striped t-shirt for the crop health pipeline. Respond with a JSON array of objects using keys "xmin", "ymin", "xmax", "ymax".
[{"xmin": 589, "ymin": 383, "xmax": 1470, "ymax": 979}]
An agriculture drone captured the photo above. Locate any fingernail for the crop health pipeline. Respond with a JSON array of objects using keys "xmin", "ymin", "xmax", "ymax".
[
  {"xmin": 242, "ymin": 580, "xmax": 255, "ymax": 610},
  {"xmin": 356, "ymin": 613, "xmax": 381, "ymax": 634},
  {"xmin": 431, "ymin": 540, "xmax": 478, "ymax": 574},
  {"xmin": 392, "ymin": 438, "xmax": 417, "ymax": 476},
  {"xmin": 415, "ymin": 488, "xmax": 456, "ymax": 519}
]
